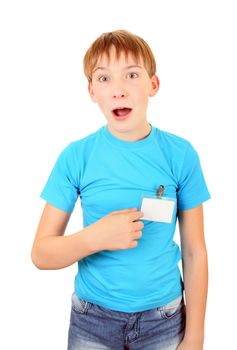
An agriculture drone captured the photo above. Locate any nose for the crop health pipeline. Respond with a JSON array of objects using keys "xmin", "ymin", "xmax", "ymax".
[
  {"xmin": 112, "ymin": 81, "xmax": 128, "ymax": 99},
  {"xmin": 113, "ymin": 91, "xmax": 128, "ymax": 98}
]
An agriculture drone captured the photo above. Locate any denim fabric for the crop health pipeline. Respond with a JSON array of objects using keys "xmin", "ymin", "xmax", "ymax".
[{"xmin": 67, "ymin": 293, "xmax": 186, "ymax": 350}]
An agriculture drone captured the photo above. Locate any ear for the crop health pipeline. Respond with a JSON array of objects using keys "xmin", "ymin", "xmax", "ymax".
[
  {"xmin": 88, "ymin": 82, "xmax": 97, "ymax": 102},
  {"xmin": 149, "ymin": 75, "xmax": 160, "ymax": 97}
]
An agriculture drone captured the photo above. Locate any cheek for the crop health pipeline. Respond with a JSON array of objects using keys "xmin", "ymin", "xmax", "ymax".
[
  {"xmin": 93, "ymin": 89, "xmax": 107, "ymax": 104},
  {"xmin": 135, "ymin": 86, "xmax": 150, "ymax": 103},
  {"xmin": 98, "ymin": 93, "xmax": 108, "ymax": 106},
  {"xmin": 95, "ymin": 91, "xmax": 111, "ymax": 111},
  {"xmin": 130, "ymin": 80, "xmax": 150, "ymax": 98}
]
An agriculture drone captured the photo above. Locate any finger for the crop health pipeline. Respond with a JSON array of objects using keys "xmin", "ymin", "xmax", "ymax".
[
  {"xmin": 133, "ymin": 220, "xmax": 144, "ymax": 230},
  {"xmin": 112, "ymin": 208, "xmax": 138, "ymax": 215},
  {"xmin": 132, "ymin": 231, "xmax": 142, "ymax": 239},
  {"xmin": 129, "ymin": 211, "xmax": 144, "ymax": 221},
  {"xmin": 130, "ymin": 240, "xmax": 138, "ymax": 248}
]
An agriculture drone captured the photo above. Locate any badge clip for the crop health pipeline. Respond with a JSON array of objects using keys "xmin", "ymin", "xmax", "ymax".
[{"xmin": 156, "ymin": 185, "xmax": 165, "ymax": 199}]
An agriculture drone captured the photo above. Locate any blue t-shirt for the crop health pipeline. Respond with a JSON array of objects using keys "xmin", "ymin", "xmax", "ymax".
[{"xmin": 40, "ymin": 123, "xmax": 211, "ymax": 312}]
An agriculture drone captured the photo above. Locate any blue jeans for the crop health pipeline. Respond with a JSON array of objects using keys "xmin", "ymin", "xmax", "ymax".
[{"xmin": 67, "ymin": 292, "xmax": 186, "ymax": 350}]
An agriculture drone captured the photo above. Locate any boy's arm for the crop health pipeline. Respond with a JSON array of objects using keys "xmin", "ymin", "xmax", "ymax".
[
  {"xmin": 177, "ymin": 204, "xmax": 208, "ymax": 350},
  {"xmin": 31, "ymin": 203, "xmax": 143, "ymax": 270},
  {"xmin": 31, "ymin": 203, "xmax": 97, "ymax": 270}
]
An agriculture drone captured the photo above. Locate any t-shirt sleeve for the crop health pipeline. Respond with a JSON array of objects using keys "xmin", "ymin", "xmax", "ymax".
[
  {"xmin": 40, "ymin": 143, "xmax": 80, "ymax": 213},
  {"xmin": 177, "ymin": 142, "xmax": 211, "ymax": 210}
]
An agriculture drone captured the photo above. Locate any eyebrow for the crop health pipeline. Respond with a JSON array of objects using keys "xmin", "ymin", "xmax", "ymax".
[{"xmin": 92, "ymin": 65, "xmax": 143, "ymax": 74}]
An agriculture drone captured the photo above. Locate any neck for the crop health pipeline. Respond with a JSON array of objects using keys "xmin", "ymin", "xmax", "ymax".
[{"xmin": 107, "ymin": 122, "xmax": 151, "ymax": 142}]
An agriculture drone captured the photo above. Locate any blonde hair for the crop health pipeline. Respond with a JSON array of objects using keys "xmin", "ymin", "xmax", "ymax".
[{"xmin": 83, "ymin": 30, "xmax": 156, "ymax": 82}]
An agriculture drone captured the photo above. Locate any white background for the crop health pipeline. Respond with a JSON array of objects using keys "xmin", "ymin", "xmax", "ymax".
[{"xmin": 0, "ymin": 0, "xmax": 236, "ymax": 349}]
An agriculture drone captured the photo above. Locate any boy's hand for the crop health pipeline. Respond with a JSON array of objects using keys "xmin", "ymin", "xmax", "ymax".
[{"xmin": 89, "ymin": 208, "xmax": 144, "ymax": 252}]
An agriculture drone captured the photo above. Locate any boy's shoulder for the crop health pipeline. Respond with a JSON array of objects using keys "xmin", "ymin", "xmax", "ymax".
[
  {"xmin": 72, "ymin": 127, "xmax": 101, "ymax": 145},
  {"xmin": 56, "ymin": 127, "xmax": 102, "ymax": 163},
  {"xmin": 156, "ymin": 127, "xmax": 191, "ymax": 151},
  {"xmin": 65, "ymin": 127, "xmax": 102, "ymax": 151},
  {"xmin": 155, "ymin": 127, "xmax": 200, "ymax": 168}
]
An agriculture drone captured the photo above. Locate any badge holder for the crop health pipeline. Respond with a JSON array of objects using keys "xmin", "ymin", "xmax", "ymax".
[{"xmin": 140, "ymin": 185, "xmax": 177, "ymax": 223}]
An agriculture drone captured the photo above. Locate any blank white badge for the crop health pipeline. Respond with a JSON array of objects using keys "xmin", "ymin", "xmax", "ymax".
[{"xmin": 140, "ymin": 197, "xmax": 176, "ymax": 223}]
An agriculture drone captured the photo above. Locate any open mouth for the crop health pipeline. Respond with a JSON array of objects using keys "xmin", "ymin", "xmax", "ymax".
[{"xmin": 112, "ymin": 108, "xmax": 132, "ymax": 118}]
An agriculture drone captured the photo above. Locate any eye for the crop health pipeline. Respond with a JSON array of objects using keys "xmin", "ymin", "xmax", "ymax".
[
  {"xmin": 98, "ymin": 75, "xmax": 110, "ymax": 82},
  {"xmin": 127, "ymin": 72, "xmax": 139, "ymax": 79}
]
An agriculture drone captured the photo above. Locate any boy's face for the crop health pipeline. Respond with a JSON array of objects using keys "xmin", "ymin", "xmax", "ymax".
[{"xmin": 88, "ymin": 46, "xmax": 159, "ymax": 140}]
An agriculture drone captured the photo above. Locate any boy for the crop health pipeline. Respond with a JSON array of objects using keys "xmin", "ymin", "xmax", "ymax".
[{"xmin": 31, "ymin": 30, "xmax": 210, "ymax": 350}]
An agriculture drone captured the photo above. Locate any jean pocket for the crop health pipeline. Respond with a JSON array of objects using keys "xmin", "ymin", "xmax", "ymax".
[
  {"xmin": 71, "ymin": 292, "xmax": 92, "ymax": 315},
  {"xmin": 158, "ymin": 295, "xmax": 184, "ymax": 320}
]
